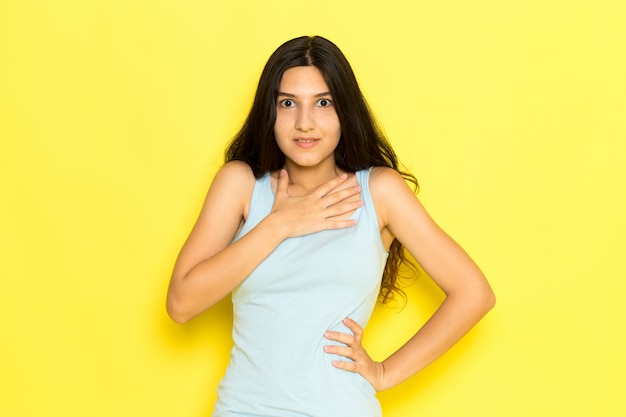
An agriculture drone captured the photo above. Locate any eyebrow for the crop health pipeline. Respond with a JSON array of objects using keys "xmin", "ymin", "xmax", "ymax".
[{"xmin": 277, "ymin": 91, "xmax": 332, "ymax": 98}]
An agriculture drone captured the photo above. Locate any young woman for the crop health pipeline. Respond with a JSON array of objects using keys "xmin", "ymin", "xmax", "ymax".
[{"xmin": 166, "ymin": 35, "xmax": 495, "ymax": 417}]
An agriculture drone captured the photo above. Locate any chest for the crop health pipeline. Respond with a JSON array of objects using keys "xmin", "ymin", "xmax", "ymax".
[{"xmin": 235, "ymin": 224, "xmax": 386, "ymax": 301}]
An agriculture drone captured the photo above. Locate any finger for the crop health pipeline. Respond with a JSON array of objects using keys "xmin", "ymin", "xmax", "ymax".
[
  {"xmin": 323, "ymin": 185, "xmax": 362, "ymax": 207},
  {"xmin": 314, "ymin": 173, "xmax": 349, "ymax": 197},
  {"xmin": 332, "ymin": 359, "xmax": 359, "ymax": 372},
  {"xmin": 276, "ymin": 169, "xmax": 289, "ymax": 194},
  {"xmin": 342, "ymin": 318, "xmax": 364, "ymax": 340},
  {"xmin": 324, "ymin": 344, "xmax": 356, "ymax": 360},
  {"xmin": 324, "ymin": 330, "xmax": 356, "ymax": 346},
  {"xmin": 324, "ymin": 200, "xmax": 363, "ymax": 219},
  {"xmin": 323, "ymin": 219, "xmax": 358, "ymax": 230}
]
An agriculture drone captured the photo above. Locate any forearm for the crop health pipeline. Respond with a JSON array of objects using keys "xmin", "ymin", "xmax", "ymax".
[
  {"xmin": 167, "ymin": 213, "xmax": 287, "ymax": 323},
  {"xmin": 379, "ymin": 287, "xmax": 495, "ymax": 390}
]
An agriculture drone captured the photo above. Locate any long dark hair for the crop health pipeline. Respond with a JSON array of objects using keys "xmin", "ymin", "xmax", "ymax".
[{"xmin": 225, "ymin": 35, "xmax": 418, "ymax": 304}]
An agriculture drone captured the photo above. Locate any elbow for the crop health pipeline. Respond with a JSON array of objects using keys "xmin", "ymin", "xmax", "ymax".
[
  {"xmin": 449, "ymin": 279, "xmax": 496, "ymax": 315},
  {"xmin": 166, "ymin": 295, "xmax": 193, "ymax": 324},
  {"xmin": 479, "ymin": 285, "xmax": 496, "ymax": 314},
  {"xmin": 458, "ymin": 282, "xmax": 495, "ymax": 317}
]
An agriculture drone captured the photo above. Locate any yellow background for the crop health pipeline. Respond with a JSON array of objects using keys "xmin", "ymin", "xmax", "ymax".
[{"xmin": 1, "ymin": 0, "xmax": 624, "ymax": 416}]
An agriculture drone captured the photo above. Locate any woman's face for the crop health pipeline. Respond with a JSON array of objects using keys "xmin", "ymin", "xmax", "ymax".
[{"xmin": 274, "ymin": 66, "xmax": 341, "ymax": 171}]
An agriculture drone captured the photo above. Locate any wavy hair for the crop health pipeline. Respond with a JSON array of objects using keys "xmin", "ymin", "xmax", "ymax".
[{"xmin": 225, "ymin": 35, "xmax": 418, "ymax": 304}]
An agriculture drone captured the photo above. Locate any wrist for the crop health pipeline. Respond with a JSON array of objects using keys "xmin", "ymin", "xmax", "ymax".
[
  {"xmin": 261, "ymin": 211, "xmax": 291, "ymax": 242},
  {"xmin": 378, "ymin": 361, "xmax": 387, "ymax": 392},
  {"xmin": 376, "ymin": 360, "xmax": 398, "ymax": 392}
]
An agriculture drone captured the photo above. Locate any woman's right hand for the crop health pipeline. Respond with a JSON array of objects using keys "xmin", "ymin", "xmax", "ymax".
[{"xmin": 270, "ymin": 169, "xmax": 363, "ymax": 238}]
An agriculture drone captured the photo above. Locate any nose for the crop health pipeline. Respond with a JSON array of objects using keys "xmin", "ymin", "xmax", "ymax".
[{"xmin": 295, "ymin": 106, "xmax": 315, "ymax": 131}]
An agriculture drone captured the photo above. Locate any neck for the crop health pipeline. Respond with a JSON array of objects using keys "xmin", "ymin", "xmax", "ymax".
[{"xmin": 282, "ymin": 161, "xmax": 343, "ymax": 194}]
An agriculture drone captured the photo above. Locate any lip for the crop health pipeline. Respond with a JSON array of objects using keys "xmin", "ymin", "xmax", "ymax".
[{"xmin": 293, "ymin": 137, "xmax": 319, "ymax": 149}]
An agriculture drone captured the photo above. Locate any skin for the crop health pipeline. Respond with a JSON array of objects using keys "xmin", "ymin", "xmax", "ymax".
[
  {"xmin": 166, "ymin": 66, "xmax": 495, "ymax": 392},
  {"xmin": 274, "ymin": 66, "xmax": 342, "ymax": 178}
]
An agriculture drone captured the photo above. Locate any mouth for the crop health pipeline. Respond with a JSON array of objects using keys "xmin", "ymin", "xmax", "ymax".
[{"xmin": 293, "ymin": 138, "xmax": 319, "ymax": 148}]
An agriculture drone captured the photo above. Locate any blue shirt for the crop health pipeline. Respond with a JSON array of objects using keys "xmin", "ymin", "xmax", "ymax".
[{"xmin": 212, "ymin": 168, "xmax": 388, "ymax": 417}]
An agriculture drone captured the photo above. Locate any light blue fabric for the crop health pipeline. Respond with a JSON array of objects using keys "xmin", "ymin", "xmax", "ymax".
[{"xmin": 212, "ymin": 168, "xmax": 388, "ymax": 417}]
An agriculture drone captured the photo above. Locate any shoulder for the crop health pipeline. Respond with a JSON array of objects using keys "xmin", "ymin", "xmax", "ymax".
[
  {"xmin": 202, "ymin": 160, "xmax": 257, "ymax": 220},
  {"xmin": 368, "ymin": 166, "xmax": 420, "ymax": 229},
  {"xmin": 216, "ymin": 160, "xmax": 256, "ymax": 181},
  {"xmin": 368, "ymin": 166, "xmax": 413, "ymax": 197},
  {"xmin": 211, "ymin": 160, "xmax": 256, "ymax": 194}
]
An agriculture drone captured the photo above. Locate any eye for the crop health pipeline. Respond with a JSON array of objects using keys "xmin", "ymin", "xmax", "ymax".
[
  {"xmin": 279, "ymin": 99, "xmax": 295, "ymax": 108},
  {"xmin": 317, "ymin": 98, "xmax": 332, "ymax": 107}
]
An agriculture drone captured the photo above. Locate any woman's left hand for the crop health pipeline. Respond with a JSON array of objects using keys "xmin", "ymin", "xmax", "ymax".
[{"xmin": 324, "ymin": 318, "xmax": 386, "ymax": 391}]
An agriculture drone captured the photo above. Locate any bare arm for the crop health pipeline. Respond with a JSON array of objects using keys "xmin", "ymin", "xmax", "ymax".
[
  {"xmin": 325, "ymin": 167, "xmax": 495, "ymax": 390},
  {"xmin": 166, "ymin": 162, "xmax": 363, "ymax": 323}
]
